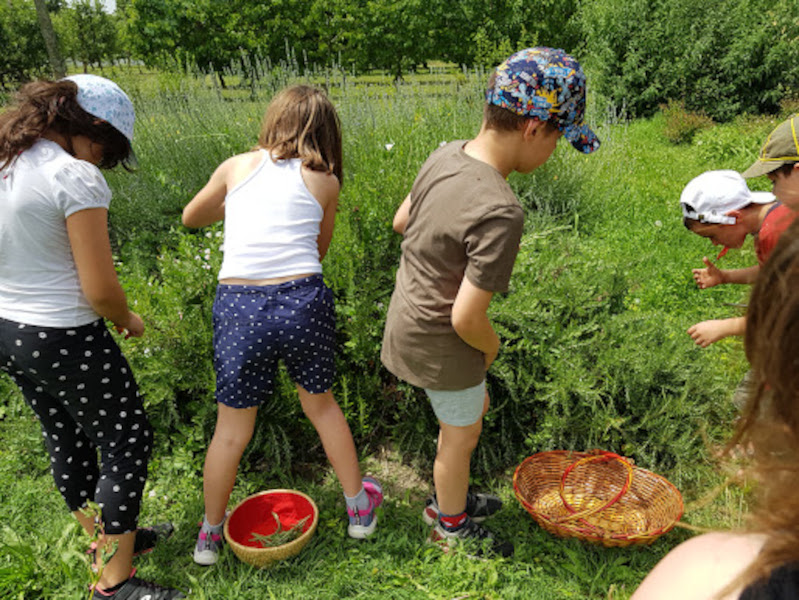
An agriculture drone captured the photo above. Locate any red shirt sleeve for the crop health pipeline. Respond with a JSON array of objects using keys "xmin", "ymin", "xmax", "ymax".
[{"xmin": 756, "ymin": 204, "xmax": 798, "ymax": 264}]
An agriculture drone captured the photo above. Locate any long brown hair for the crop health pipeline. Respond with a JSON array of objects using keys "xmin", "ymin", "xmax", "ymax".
[
  {"xmin": 725, "ymin": 219, "xmax": 799, "ymax": 591},
  {"xmin": 256, "ymin": 85, "xmax": 343, "ymax": 183},
  {"xmin": 0, "ymin": 79, "xmax": 133, "ymax": 171}
]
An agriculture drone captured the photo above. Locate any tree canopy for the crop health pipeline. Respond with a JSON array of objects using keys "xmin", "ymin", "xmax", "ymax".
[{"xmin": 3, "ymin": 0, "xmax": 798, "ymax": 120}]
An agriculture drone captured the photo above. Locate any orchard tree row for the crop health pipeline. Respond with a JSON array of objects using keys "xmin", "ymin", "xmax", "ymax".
[
  {"xmin": 2, "ymin": 0, "xmax": 118, "ymax": 85},
  {"xmin": 2, "ymin": 0, "xmax": 798, "ymax": 121}
]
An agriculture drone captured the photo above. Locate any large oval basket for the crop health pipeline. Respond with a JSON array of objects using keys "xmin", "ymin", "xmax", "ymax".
[
  {"xmin": 224, "ymin": 489, "xmax": 319, "ymax": 567},
  {"xmin": 513, "ymin": 450, "xmax": 683, "ymax": 547}
]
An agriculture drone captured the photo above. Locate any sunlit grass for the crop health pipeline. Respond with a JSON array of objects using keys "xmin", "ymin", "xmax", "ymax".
[{"xmin": 0, "ymin": 62, "xmax": 769, "ymax": 598}]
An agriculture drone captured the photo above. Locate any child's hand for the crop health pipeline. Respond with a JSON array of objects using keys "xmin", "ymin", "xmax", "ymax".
[
  {"xmin": 692, "ymin": 257, "xmax": 725, "ymax": 289},
  {"xmin": 114, "ymin": 311, "xmax": 145, "ymax": 339},
  {"xmin": 687, "ymin": 319, "xmax": 733, "ymax": 347}
]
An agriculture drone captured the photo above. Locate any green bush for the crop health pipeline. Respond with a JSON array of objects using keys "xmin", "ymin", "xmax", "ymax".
[
  {"xmin": 580, "ymin": 0, "xmax": 799, "ymax": 121},
  {"xmin": 485, "ymin": 243, "xmax": 736, "ymax": 474},
  {"xmin": 662, "ymin": 100, "xmax": 714, "ymax": 145}
]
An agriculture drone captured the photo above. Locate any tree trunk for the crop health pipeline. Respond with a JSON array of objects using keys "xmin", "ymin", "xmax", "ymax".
[{"xmin": 32, "ymin": 0, "xmax": 66, "ymax": 79}]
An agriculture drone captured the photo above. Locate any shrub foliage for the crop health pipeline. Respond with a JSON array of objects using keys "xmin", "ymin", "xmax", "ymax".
[
  {"xmin": 581, "ymin": 0, "xmax": 799, "ymax": 121},
  {"xmin": 36, "ymin": 68, "xmax": 749, "ymax": 481}
]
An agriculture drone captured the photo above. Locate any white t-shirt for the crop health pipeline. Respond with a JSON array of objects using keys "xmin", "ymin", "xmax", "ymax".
[{"xmin": 0, "ymin": 139, "xmax": 111, "ymax": 327}]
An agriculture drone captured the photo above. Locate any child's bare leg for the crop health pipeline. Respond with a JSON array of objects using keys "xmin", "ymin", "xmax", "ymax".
[
  {"xmin": 434, "ymin": 418, "xmax": 483, "ymax": 515},
  {"xmin": 436, "ymin": 391, "xmax": 490, "ymax": 452},
  {"xmin": 74, "ymin": 508, "xmax": 135, "ymax": 588},
  {"xmin": 296, "ymin": 385, "xmax": 361, "ymax": 497},
  {"xmin": 95, "ymin": 533, "xmax": 135, "ymax": 588},
  {"xmin": 74, "ymin": 507, "xmax": 95, "ymax": 537},
  {"xmin": 202, "ymin": 403, "xmax": 258, "ymax": 524}
]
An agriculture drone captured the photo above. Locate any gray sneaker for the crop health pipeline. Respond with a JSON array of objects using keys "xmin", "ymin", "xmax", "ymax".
[
  {"xmin": 428, "ymin": 518, "xmax": 514, "ymax": 558},
  {"xmin": 422, "ymin": 490, "xmax": 503, "ymax": 526},
  {"xmin": 193, "ymin": 524, "xmax": 224, "ymax": 566}
]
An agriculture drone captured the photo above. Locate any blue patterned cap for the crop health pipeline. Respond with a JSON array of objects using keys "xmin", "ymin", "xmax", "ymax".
[
  {"xmin": 64, "ymin": 74, "xmax": 135, "ymax": 142},
  {"xmin": 486, "ymin": 47, "xmax": 600, "ymax": 154}
]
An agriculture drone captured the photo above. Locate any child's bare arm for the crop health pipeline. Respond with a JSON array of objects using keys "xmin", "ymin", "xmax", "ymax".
[
  {"xmin": 687, "ymin": 316, "xmax": 745, "ymax": 348},
  {"xmin": 719, "ymin": 265, "xmax": 760, "ymax": 284},
  {"xmin": 182, "ymin": 160, "xmax": 230, "ymax": 228},
  {"xmin": 451, "ymin": 277, "xmax": 500, "ymax": 370},
  {"xmin": 302, "ymin": 168, "xmax": 341, "ymax": 260},
  {"xmin": 393, "ymin": 194, "xmax": 411, "ymax": 234},
  {"xmin": 67, "ymin": 208, "xmax": 144, "ymax": 337}
]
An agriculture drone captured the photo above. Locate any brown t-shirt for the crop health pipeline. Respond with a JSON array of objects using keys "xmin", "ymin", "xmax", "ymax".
[{"xmin": 381, "ymin": 141, "xmax": 524, "ymax": 390}]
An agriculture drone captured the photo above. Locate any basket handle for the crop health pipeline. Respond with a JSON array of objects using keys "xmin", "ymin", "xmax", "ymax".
[{"xmin": 556, "ymin": 451, "xmax": 634, "ymax": 523}]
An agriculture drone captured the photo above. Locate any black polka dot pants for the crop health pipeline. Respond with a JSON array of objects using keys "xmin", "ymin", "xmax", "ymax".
[{"xmin": 0, "ymin": 317, "xmax": 152, "ymax": 535}]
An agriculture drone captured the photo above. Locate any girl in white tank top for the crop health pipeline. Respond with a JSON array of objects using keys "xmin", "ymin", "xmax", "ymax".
[{"xmin": 183, "ymin": 85, "xmax": 383, "ymax": 566}]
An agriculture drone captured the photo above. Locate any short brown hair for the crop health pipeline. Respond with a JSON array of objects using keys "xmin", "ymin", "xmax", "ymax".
[
  {"xmin": 257, "ymin": 85, "xmax": 343, "ymax": 183},
  {"xmin": 0, "ymin": 79, "xmax": 133, "ymax": 171},
  {"xmin": 774, "ymin": 161, "xmax": 798, "ymax": 177},
  {"xmin": 483, "ymin": 103, "xmax": 560, "ymax": 134}
]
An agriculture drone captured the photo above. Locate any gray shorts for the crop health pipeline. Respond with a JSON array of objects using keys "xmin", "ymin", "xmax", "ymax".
[{"xmin": 424, "ymin": 380, "xmax": 486, "ymax": 426}]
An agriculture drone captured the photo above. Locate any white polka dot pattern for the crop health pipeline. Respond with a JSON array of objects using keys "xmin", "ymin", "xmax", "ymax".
[
  {"xmin": 212, "ymin": 275, "xmax": 336, "ymax": 408},
  {"xmin": 0, "ymin": 317, "xmax": 151, "ymax": 535}
]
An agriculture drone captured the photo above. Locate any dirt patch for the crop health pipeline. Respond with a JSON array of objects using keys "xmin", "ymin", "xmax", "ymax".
[{"xmin": 361, "ymin": 445, "xmax": 431, "ymax": 503}]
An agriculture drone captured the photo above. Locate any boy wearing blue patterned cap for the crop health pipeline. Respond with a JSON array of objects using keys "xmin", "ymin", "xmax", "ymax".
[{"xmin": 381, "ymin": 47, "xmax": 599, "ymax": 557}]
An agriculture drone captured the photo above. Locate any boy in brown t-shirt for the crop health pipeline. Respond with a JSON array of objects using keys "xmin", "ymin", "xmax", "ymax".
[{"xmin": 381, "ymin": 47, "xmax": 600, "ymax": 556}]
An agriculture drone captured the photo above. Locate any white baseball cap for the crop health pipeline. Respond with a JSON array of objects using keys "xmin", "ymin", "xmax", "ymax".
[
  {"xmin": 64, "ymin": 74, "xmax": 135, "ymax": 142},
  {"xmin": 680, "ymin": 170, "xmax": 774, "ymax": 225}
]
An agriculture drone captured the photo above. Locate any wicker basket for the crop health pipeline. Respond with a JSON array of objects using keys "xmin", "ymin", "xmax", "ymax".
[
  {"xmin": 513, "ymin": 450, "xmax": 683, "ymax": 547},
  {"xmin": 224, "ymin": 489, "xmax": 319, "ymax": 567}
]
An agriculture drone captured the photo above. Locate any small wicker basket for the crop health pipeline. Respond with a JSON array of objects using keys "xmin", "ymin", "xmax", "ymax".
[
  {"xmin": 513, "ymin": 450, "xmax": 683, "ymax": 547},
  {"xmin": 224, "ymin": 489, "xmax": 319, "ymax": 567}
]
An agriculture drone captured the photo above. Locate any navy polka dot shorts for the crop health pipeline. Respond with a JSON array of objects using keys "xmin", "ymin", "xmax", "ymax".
[
  {"xmin": 0, "ymin": 317, "xmax": 152, "ymax": 535},
  {"xmin": 212, "ymin": 274, "xmax": 337, "ymax": 408}
]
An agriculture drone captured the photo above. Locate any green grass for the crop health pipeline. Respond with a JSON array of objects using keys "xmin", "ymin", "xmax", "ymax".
[
  {"xmin": 0, "ymin": 64, "xmax": 779, "ymax": 598},
  {"xmin": 0, "ymin": 389, "xmax": 744, "ymax": 599}
]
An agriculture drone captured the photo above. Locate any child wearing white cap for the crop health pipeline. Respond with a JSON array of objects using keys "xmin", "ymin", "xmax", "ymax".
[
  {"xmin": 0, "ymin": 76, "xmax": 182, "ymax": 599},
  {"xmin": 680, "ymin": 170, "xmax": 796, "ymax": 348}
]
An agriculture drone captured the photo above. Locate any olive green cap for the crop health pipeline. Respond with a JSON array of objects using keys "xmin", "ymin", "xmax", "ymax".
[{"xmin": 742, "ymin": 114, "xmax": 799, "ymax": 178}]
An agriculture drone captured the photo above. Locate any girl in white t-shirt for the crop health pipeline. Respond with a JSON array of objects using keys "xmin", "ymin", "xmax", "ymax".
[
  {"xmin": 183, "ymin": 85, "xmax": 382, "ymax": 566},
  {"xmin": 0, "ymin": 76, "xmax": 182, "ymax": 599}
]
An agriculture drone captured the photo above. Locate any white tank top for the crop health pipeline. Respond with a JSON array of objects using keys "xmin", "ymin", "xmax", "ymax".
[{"xmin": 218, "ymin": 151, "xmax": 323, "ymax": 281}]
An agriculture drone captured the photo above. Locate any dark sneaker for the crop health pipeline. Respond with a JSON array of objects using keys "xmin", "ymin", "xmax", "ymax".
[
  {"xmin": 87, "ymin": 523, "xmax": 175, "ymax": 565},
  {"xmin": 133, "ymin": 523, "xmax": 174, "ymax": 557},
  {"xmin": 423, "ymin": 490, "xmax": 503, "ymax": 526},
  {"xmin": 92, "ymin": 576, "xmax": 185, "ymax": 599},
  {"xmin": 347, "ymin": 477, "xmax": 384, "ymax": 539},
  {"xmin": 429, "ymin": 518, "xmax": 514, "ymax": 558}
]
